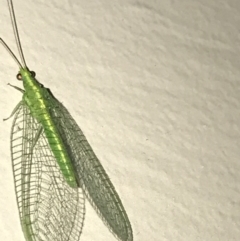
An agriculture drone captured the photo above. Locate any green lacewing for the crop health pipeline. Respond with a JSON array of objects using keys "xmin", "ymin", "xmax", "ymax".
[{"xmin": 1, "ymin": 0, "xmax": 133, "ymax": 240}]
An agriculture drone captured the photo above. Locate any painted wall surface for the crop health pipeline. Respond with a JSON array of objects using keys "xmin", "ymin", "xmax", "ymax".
[{"xmin": 0, "ymin": 0, "xmax": 239, "ymax": 241}]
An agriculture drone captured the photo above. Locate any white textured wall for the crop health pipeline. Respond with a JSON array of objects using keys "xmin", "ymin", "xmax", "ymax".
[{"xmin": 0, "ymin": 0, "xmax": 239, "ymax": 241}]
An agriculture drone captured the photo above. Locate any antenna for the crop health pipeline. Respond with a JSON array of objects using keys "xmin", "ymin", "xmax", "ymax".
[
  {"xmin": 7, "ymin": 0, "xmax": 27, "ymax": 67},
  {"xmin": 0, "ymin": 38, "xmax": 22, "ymax": 67}
]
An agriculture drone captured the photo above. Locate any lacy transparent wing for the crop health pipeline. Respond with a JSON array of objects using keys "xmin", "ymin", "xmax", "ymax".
[
  {"xmin": 49, "ymin": 98, "xmax": 133, "ymax": 241},
  {"xmin": 10, "ymin": 102, "xmax": 85, "ymax": 241}
]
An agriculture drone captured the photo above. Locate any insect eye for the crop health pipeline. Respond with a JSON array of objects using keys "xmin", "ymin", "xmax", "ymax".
[
  {"xmin": 16, "ymin": 73, "xmax": 22, "ymax": 80},
  {"xmin": 30, "ymin": 71, "xmax": 36, "ymax": 77}
]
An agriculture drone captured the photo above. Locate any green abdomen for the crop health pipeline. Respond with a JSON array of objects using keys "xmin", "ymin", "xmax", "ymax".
[{"xmin": 23, "ymin": 85, "xmax": 78, "ymax": 188}]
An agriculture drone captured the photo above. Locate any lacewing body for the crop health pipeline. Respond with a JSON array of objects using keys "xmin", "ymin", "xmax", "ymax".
[{"xmin": 1, "ymin": 1, "xmax": 133, "ymax": 241}]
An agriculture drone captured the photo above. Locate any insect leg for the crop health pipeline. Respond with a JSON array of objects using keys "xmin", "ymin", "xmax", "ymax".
[
  {"xmin": 3, "ymin": 101, "xmax": 22, "ymax": 121},
  {"xmin": 7, "ymin": 83, "xmax": 24, "ymax": 93},
  {"xmin": 29, "ymin": 126, "xmax": 43, "ymax": 151}
]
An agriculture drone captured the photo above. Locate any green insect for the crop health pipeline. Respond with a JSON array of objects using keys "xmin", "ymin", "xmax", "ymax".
[{"xmin": 1, "ymin": 0, "xmax": 133, "ymax": 241}]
